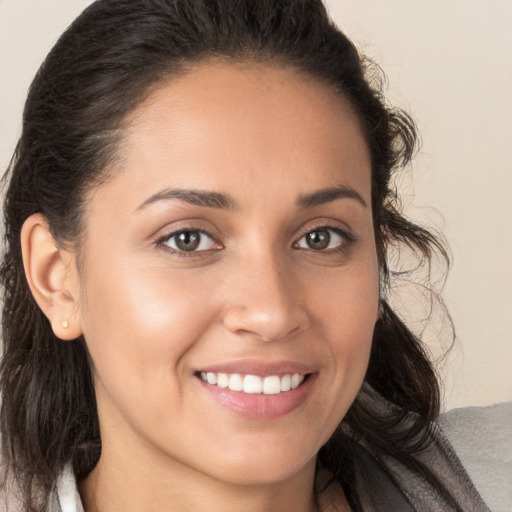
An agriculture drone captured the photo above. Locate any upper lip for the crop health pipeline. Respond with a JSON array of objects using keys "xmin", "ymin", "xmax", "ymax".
[{"xmin": 196, "ymin": 359, "xmax": 314, "ymax": 377}]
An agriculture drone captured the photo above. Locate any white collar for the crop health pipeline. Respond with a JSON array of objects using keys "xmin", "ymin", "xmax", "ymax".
[{"xmin": 56, "ymin": 464, "xmax": 84, "ymax": 512}]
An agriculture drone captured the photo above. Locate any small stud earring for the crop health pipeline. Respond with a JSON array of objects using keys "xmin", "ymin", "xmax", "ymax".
[{"xmin": 61, "ymin": 320, "xmax": 69, "ymax": 329}]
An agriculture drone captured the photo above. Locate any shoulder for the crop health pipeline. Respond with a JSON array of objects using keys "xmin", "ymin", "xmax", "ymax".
[
  {"xmin": 438, "ymin": 401, "xmax": 512, "ymax": 512},
  {"xmin": 346, "ymin": 386, "xmax": 494, "ymax": 511},
  {"xmin": 0, "ymin": 457, "xmax": 82, "ymax": 512}
]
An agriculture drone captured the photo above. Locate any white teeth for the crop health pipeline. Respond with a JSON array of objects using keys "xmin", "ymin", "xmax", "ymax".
[
  {"xmin": 199, "ymin": 371, "xmax": 307, "ymax": 394},
  {"xmin": 217, "ymin": 373, "xmax": 229, "ymax": 388},
  {"xmin": 291, "ymin": 373, "xmax": 303, "ymax": 389},
  {"xmin": 228, "ymin": 374, "xmax": 243, "ymax": 391},
  {"xmin": 263, "ymin": 376, "xmax": 281, "ymax": 395},
  {"xmin": 281, "ymin": 374, "xmax": 291, "ymax": 392},
  {"xmin": 243, "ymin": 375, "xmax": 263, "ymax": 394}
]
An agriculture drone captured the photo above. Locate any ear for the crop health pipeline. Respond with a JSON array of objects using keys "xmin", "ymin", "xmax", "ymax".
[{"xmin": 20, "ymin": 213, "xmax": 83, "ymax": 340}]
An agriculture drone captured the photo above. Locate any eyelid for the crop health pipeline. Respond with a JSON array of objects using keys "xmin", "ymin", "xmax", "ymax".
[{"xmin": 294, "ymin": 221, "xmax": 354, "ymax": 241}]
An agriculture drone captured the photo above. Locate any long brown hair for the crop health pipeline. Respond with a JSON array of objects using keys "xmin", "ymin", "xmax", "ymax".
[{"xmin": 1, "ymin": 1, "xmax": 451, "ymax": 510}]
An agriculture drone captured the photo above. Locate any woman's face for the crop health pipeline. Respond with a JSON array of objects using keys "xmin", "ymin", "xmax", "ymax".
[{"xmin": 74, "ymin": 62, "xmax": 379, "ymax": 485}]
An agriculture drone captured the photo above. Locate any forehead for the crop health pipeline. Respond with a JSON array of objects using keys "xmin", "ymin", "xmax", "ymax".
[{"xmin": 97, "ymin": 61, "xmax": 371, "ymax": 211}]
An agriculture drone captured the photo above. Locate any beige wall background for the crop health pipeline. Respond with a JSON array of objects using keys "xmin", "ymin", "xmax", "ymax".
[{"xmin": 1, "ymin": 0, "xmax": 511, "ymax": 411}]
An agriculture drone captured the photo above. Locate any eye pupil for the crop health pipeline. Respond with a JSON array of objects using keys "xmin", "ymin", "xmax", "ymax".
[
  {"xmin": 175, "ymin": 231, "xmax": 200, "ymax": 251},
  {"xmin": 306, "ymin": 230, "xmax": 330, "ymax": 250}
]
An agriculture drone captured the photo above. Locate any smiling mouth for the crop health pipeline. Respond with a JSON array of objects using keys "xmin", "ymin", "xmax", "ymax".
[{"xmin": 197, "ymin": 372, "xmax": 308, "ymax": 395}]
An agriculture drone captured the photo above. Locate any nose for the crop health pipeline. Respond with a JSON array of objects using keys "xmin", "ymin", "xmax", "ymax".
[{"xmin": 221, "ymin": 253, "xmax": 310, "ymax": 342}]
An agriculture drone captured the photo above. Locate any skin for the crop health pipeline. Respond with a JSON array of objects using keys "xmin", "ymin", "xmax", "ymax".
[{"xmin": 23, "ymin": 62, "xmax": 379, "ymax": 512}]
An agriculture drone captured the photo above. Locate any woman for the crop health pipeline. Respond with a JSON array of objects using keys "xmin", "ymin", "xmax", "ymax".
[{"xmin": 0, "ymin": 1, "xmax": 490, "ymax": 511}]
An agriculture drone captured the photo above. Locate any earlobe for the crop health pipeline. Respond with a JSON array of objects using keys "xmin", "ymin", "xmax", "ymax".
[{"xmin": 20, "ymin": 214, "xmax": 83, "ymax": 341}]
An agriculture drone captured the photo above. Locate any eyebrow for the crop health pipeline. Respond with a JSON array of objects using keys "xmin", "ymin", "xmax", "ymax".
[
  {"xmin": 136, "ymin": 183, "xmax": 367, "ymax": 212},
  {"xmin": 297, "ymin": 185, "xmax": 367, "ymax": 209},
  {"xmin": 136, "ymin": 188, "xmax": 237, "ymax": 211}
]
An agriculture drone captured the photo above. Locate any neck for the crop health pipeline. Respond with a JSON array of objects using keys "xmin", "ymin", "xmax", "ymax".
[{"xmin": 79, "ymin": 435, "xmax": 320, "ymax": 512}]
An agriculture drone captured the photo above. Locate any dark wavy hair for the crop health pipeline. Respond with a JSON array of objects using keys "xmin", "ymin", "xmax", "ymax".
[{"xmin": 1, "ymin": 0, "xmax": 452, "ymax": 510}]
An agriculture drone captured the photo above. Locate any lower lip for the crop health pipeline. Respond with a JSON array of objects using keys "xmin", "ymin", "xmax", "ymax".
[{"xmin": 198, "ymin": 374, "xmax": 316, "ymax": 420}]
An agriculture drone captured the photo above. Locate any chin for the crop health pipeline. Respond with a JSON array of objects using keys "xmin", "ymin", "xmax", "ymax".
[{"xmin": 202, "ymin": 448, "xmax": 317, "ymax": 487}]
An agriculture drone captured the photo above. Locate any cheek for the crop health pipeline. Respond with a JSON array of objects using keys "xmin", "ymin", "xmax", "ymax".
[
  {"xmin": 307, "ymin": 258, "xmax": 379, "ymax": 382},
  {"xmin": 310, "ymin": 254, "xmax": 379, "ymax": 331},
  {"xmin": 78, "ymin": 262, "xmax": 218, "ymax": 393}
]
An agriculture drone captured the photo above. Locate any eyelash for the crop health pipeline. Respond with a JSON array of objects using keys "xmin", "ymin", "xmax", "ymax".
[{"xmin": 155, "ymin": 224, "xmax": 355, "ymax": 257}]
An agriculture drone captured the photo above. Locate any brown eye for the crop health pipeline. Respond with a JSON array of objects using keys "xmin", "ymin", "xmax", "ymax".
[
  {"xmin": 295, "ymin": 228, "xmax": 345, "ymax": 251},
  {"xmin": 162, "ymin": 230, "xmax": 218, "ymax": 253},
  {"xmin": 175, "ymin": 231, "xmax": 200, "ymax": 251},
  {"xmin": 305, "ymin": 230, "xmax": 330, "ymax": 250}
]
